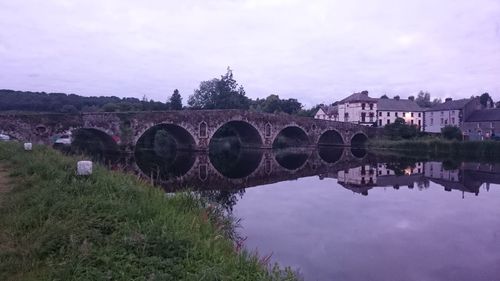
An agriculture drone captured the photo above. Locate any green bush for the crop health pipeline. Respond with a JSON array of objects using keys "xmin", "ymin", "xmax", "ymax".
[{"xmin": 441, "ymin": 126, "xmax": 462, "ymax": 140}]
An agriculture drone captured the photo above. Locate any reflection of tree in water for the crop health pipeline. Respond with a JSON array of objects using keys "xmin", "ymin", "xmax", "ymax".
[
  {"xmin": 384, "ymin": 157, "xmax": 419, "ymax": 176},
  {"xmin": 442, "ymin": 159, "xmax": 460, "ymax": 170},
  {"xmin": 135, "ymin": 129, "xmax": 195, "ymax": 181},
  {"xmin": 196, "ymin": 188, "xmax": 246, "ymax": 244},
  {"xmin": 274, "ymin": 148, "xmax": 309, "ymax": 170},
  {"xmin": 197, "ymin": 189, "xmax": 246, "ymax": 212},
  {"xmin": 209, "ymin": 126, "xmax": 263, "ymax": 179}
]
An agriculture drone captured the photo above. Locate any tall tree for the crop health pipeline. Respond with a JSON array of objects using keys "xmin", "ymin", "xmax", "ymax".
[
  {"xmin": 415, "ymin": 91, "xmax": 432, "ymax": 107},
  {"xmin": 169, "ymin": 89, "xmax": 183, "ymax": 110},
  {"xmin": 380, "ymin": 94, "xmax": 389, "ymax": 99},
  {"xmin": 188, "ymin": 68, "xmax": 250, "ymax": 109},
  {"xmin": 480, "ymin": 92, "xmax": 494, "ymax": 108}
]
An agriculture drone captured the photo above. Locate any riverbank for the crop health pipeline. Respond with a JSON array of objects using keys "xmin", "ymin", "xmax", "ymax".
[
  {"xmin": 368, "ymin": 138, "xmax": 500, "ymax": 161},
  {"xmin": 0, "ymin": 142, "xmax": 298, "ymax": 281}
]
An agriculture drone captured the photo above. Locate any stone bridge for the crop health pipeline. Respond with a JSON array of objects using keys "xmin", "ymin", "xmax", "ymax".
[{"xmin": 0, "ymin": 110, "xmax": 378, "ymax": 151}]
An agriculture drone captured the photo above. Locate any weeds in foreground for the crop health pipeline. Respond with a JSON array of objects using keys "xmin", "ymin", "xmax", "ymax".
[{"xmin": 0, "ymin": 142, "xmax": 300, "ymax": 281}]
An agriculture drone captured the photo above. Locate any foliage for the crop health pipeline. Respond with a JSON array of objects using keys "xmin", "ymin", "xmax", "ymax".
[
  {"xmin": 0, "ymin": 143, "xmax": 300, "ymax": 281},
  {"xmin": 251, "ymin": 94, "xmax": 303, "ymax": 115},
  {"xmin": 368, "ymin": 138, "xmax": 500, "ymax": 162},
  {"xmin": 383, "ymin": 117, "xmax": 418, "ymax": 140},
  {"xmin": 415, "ymin": 91, "xmax": 432, "ymax": 107},
  {"xmin": 480, "ymin": 92, "xmax": 494, "ymax": 108},
  {"xmin": 441, "ymin": 125, "xmax": 462, "ymax": 140},
  {"xmin": 380, "ymin": 94, "xmax": 389, "ymax": 99},
  {"xmin": 0, "ymin": 89, "xmax": 170, "ymax": 113},
  {"xmin": 169, "ymin": 89, "xmax": 183, "ymax": 110},
  {"xmin": 188, "ymin": 68, "xmax": 250, "ymax": 110}
]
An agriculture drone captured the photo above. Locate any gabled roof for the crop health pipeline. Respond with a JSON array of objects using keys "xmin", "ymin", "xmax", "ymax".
[
  {"xmin": 426, "ymin": 99, "xmax": 471, "ymax": 111},
  {"xmin": 338, "ymin": 92, "xmax": 377, "ymax": 104},
  {"xmin": 317, "ymin": 105, "xmax": 338, "ymax": 116},
  {"xmin": 377, "ymin": 99, "xmax": 423, "ymax": 112},
  {"xmin": 466, "ymin": 108, "xmax": 500, "ymax": 122}
]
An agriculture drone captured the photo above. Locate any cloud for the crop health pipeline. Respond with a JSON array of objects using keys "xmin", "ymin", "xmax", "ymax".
[{"xmin": 0, "ymin": 0, "xmax": 499, "ymax": 106}]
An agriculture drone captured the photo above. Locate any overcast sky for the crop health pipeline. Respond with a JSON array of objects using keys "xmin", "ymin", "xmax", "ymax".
[{"xmin": 1, "ymin": 0, "xmax": 499, "ymax": 107}]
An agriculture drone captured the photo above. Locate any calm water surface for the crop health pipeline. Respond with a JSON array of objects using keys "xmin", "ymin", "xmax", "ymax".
[
  {"xmin": 234, "ymin": 176, "xmax": 500, "ymax": 281},
  {"xmin": 67, "ymin": 132, "xmax": 500, "ymax": 281}
]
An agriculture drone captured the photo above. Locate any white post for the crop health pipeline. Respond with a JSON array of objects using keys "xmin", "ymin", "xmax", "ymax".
[
  {"xmin": 77, "ymin": 161, "xmax": 93, "ymax": 176},
  {"xmin": 24, "ymin": 143, "xmax": 33, "ymax": 151}
]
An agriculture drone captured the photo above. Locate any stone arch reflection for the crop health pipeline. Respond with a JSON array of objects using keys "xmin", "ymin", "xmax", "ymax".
[
  {"xmin": 209, "ymin": 121, "xmax": 263, "ymax": 179},
  {"xmin": 318, "ymin": 146, "xmax": 345, "ymax": 164},
  {"xmin": 134, "ymin": 123, "xmax": 196, "ymax": 180},
  {"xmin": 273, "ymin": 126, "xmax": 309, "ymax": 148},
  {"xmin": 351, "ymin": 132, "xmax": 368, "ymax": 147},
  {"xmin": 274, "ymin": 147, "xmax": 311, "ymax": 170},
  {"xmin": 351, "ymin": 147, "xmax": 367, "ymax": 158},
  {"xmin": 70, "ymin": 128, "xmax": 121, "ymax": 163}
]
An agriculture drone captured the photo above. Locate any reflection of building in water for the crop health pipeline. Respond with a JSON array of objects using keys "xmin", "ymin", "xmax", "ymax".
[
  {"xmin": 424, "ymin": 161, "xmax": 460, "ymax": 182},
  {"xmin": 376, "ymin": 162, "xmax": 424, "ymax": 176},
  {"xmin": 338, "ymin": 164, "xmax": 377, "ymax": 186}
]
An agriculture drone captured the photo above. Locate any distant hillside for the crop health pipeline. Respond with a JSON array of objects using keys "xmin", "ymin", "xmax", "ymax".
[{"xmin": 0, "ymin": 89, "xmax": 169, "ymax": 113}]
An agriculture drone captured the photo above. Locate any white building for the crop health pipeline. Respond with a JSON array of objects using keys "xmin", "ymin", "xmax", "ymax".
[
  {"xmin": 314, "ymin": 105, "xmax": 338, "ymax": 121},
  {"xmin": 336, "ymin": 91, "xmax": 377, "ymax": 125},
  {"xmin": 423, "ymin": 98, "xmax": 482, "ymax": 133},
  {"xmin": 376, "ymin": 98, "xmax": 424, "ymax": 129}
]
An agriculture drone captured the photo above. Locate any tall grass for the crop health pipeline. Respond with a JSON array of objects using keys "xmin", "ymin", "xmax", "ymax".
[{"xmin": 0, "ymin": 142, "xmax": 299, "ymax": 281}]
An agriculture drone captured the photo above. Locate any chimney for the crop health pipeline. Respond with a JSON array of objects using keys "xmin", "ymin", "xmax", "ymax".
[{"xmin": 445, "ymin": 98, "xmax": 452, "ymax": 102}]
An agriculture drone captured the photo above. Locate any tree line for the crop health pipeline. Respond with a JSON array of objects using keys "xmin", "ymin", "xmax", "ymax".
[{"xmin": 0, "ymin": 68, "xmax": 496, "ymax": 116}]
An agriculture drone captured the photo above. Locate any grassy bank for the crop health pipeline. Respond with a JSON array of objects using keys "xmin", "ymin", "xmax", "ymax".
[
  {"xmin": 0, "ymin": 142, "xmax": 298, "ymax": 281},
  {"xmin": 368, "ymin": 138, "xmax": 500, "ymax": 162}
]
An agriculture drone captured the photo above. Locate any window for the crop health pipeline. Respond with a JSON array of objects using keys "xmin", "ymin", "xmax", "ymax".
[
  {"xmin": 411, "ymin": 120, "xmax": 414, "ymax": 125},
  {"xmin": 430, "ymin": 118, "xmax": 433, "ymax": 125},
  {"xmin": 369, "ymin": 103, "xmax": 374, "ymax": 110},
  {"xmin": 451, "ymin": 118, "xmax": 455, "ymax": 124},
  {"xmin": 361, "ymin": 103, "xmax": 366, "ymax": 110},
  {"xmin": 379, "ymin": 112, "xmax": 382, "ymax": 117},
  {"xmin": 418, "ymin": 112, "xmax": 421, "ymax": 117},
  {"xmin": 361, "ymin": 112, "xmax": 366, "ymax": 122},
  {"xmin": 418, "ymin": 120, "xmax": 421, "ymax": 126},
  {"xmin": 445, "ymin": 119, "xmax": 448, "ymax": 125},
  {"xmin": 411, "ymin": 113, "xmax": 414, "ymax": 117},
  {"xmin": 441, "ymin": 118, "xmax": 444, "ymax": 125},
  {"xmin": 379, "ymin": 120, "xmax": 382, "ymax": 126},
  {"xmin": 387, "ymin": 112, "xmax": 390, "ymax": 117},
  {"xmin": 441, "ymin": 111, "xmax": 444, "ymax": 116},
  {"xmin": 387, "ymin": 120, "xmax": 390, "ymax": 125},
  {"xmin": 395, "ymin": 112, "xmax": 398, "ymax": 117},
  {"xmin": 403, "ymin": 112, "xmax": 406, "ymax": 117}
]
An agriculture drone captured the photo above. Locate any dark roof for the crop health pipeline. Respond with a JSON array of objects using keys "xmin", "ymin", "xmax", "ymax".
[
  {"xmin": 317, "ymin": 105, "xmax": 338, "ymax": 116},
  {"xmin": 426, "ymin": 99, "xmax": 471, "ymax": 111},
  {"xmin": 466, "ymin": 109, "xmax": 500, "ymax": 122},
  {"xmin": 377, "ymin": 99, "xmax": 423, "ymax": 111},
  {"xmin": 338, "ymin": 92, "xmax": 377, "ymax": 104}
]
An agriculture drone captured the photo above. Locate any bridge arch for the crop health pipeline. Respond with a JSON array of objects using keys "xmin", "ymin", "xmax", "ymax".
[
  {"xmin": 209, "ymin": 120, "xmax": 263, "ymax": 148},
  {"xmin": 318, "ymin": 129, "xmax": 345, "ymax": 146},
  {"xmin": 208, "ymin": 120, "xmax": 264, "ymax": 178},
  {"xmin": 351, "ymin": 132, "xmax": 369, "ymax": 147},
  {"xmin": 134, "ymin": 123, "xmax": 197, "ymax": 180},
  {"xmin": 273, "ymin": 125, "xmax": 310, "ymax": 148},
  {"xmin": 69, "ymin": 128, "xmax": 121, "ymax": 162}
]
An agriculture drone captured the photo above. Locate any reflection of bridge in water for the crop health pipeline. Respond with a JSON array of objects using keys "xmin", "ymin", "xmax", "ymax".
[
  {"xmin": 133, "ymin": 143, "xmax": 500, "ymax": 197},
  {"xmin": 141, "ymin": 147, "xmax": 371, "ymax": 191}
]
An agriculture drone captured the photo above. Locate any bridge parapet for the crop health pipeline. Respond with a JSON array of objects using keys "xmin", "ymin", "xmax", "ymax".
[{"xmin": 0, "ymin": 110, "xmax": 380, "ymax": 149}]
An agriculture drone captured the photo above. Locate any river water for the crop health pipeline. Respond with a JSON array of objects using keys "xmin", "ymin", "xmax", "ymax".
[{"xmin": 68, "ymin": 138, "xmax": 500, "ymax": 281}]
